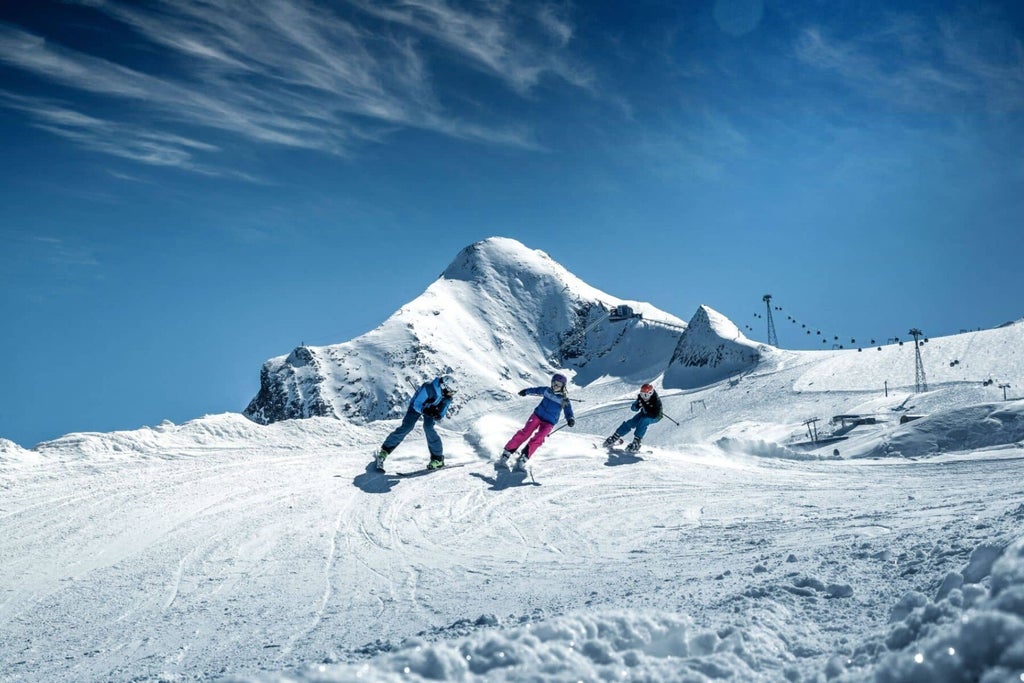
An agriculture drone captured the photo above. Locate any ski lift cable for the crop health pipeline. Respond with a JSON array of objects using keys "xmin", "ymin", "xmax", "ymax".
[{"xmin": 753, "ymin": 298, "xmax": 880, "ymax": 349}]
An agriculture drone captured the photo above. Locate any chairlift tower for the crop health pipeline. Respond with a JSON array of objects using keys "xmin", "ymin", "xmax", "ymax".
[
  {"xmin": 803, "ymin": 417, "xmax": 821, "ymax": 442},
  {"xmin": 909, "ymin": 328, "xmax": 928, "ymax": 393},
  {"xmin": 763, "ymin": 294, "xmax": 778, "ymax": 347}
]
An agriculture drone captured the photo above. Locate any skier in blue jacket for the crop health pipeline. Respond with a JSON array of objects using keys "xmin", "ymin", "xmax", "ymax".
[
  {"xmin": 500, "ymin": 372, "xmax": 575, "ymax": 471},
  {"xmin": 376, "ymin": 374, "xmax": 457, "ymax": 471}
]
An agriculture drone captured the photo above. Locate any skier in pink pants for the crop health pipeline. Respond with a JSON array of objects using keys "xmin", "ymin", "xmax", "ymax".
[{"xmin": 500, "ymin": 373, "xmax": 575, "ymax": 471}]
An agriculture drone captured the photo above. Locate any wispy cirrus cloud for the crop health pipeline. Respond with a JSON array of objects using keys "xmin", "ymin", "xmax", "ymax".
[
  {"xmin": 0, "ymin": 91, "xmax": 239, "ymax": 176},
  {"xmin": 795, "ymin": 10, "xmax": 1024, "ymax": 113},
  {"xmin": 0, "ymin": 0, "xmax": 592, "ymax": 175},
  {"xmin": 346, "ymin": 0, "xmax": 593, "ymax": 93}
]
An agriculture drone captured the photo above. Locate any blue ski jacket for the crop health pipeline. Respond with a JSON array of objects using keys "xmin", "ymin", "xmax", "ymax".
[
  {"xmin": 410, "ymin": 377, "xmax": 452, "ymax": 419},
  {"xmin": 521, "ymin": 386, "xmax": 574, "ymax": 425}
]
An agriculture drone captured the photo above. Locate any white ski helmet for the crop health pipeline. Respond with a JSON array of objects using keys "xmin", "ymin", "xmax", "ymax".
[{"xmin": 438, "ymin": 374, "xmax": 458, "ymax": 395}]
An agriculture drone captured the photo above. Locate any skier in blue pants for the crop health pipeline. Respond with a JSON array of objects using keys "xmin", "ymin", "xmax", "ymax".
[
  {"xmin": 604, "ymin": 384, "xmax": 662, "ymax": 452},
  {"xmin": 376, "ymin": 375, "xmax": 457, "ymax": 471}
]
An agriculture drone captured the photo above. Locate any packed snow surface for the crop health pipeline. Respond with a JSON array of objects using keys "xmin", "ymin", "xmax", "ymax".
[{"xmin": 2, "ymin": 404, "xmax": 1023, "ymax": 682}]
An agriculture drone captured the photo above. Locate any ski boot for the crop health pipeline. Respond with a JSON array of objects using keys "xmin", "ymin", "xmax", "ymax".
[
  {"xmin": 427, "ymin": 457, "xmax": 445, "ymax": 470},
  {"xmin": 514, "ymin": 452, "xmax": 530, "ymax": 472},
  {"xmin": 497, "ymin": 449, "xmax": 514, "ymax": 470},
  {"xmin": 375, "ymin": 448, "xmax": 388, "ymax": 471},
  {"xmin": 603, "ymin": 434, "xmax": 622, "ymax": 447},
  {"xmin": 626, "ymin": 438, "xmax": 642, "ymax": 453}
]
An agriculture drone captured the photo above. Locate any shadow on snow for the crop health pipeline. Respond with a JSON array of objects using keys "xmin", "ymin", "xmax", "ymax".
[
  {"xmin": 604, "ymin": 452, "xmax": 644, "ymax": 467},
  {"xmin": 469, "ymin": 468, "xmax": 541, "ymax": 489},
  {"xmin": 351, "ymin": 461, "xmax": 401, "ymax": 494}
]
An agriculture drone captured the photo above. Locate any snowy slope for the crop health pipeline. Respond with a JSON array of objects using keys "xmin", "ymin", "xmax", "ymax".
[
  {"xmin": 2, "ymin": 238, "xmax": 1024, "ymax": 682},
  {"xmin": 2, "ymin": 410, "xmax": 1023, "ymax": 682}
]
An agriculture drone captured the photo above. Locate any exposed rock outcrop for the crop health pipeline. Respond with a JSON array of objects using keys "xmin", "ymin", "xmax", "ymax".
[{"xmin": 663, "ymin": 305, "xmax": 767, "ymax": 390}]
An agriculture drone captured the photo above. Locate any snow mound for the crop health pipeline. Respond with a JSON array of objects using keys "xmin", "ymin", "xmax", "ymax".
[
  {"xmin": 32, "ymin": 413, "xmax": 278, "ymax": 459},
  {"xmin": 864, "ymin": 536, "xmax": 1024, "ymax": 682},
  {"xmin": 279, "ymin": 610, "xmax": 797, "ymax": 682},
  {"xmin": 867, "ymin": 400, "xmax": 1024, "ymax": 459},
  {"xmin": 663, "ymin": 305, "xmax": 766, "ymax": 390},
  {"xmin": 0, "ymin": 437, "xmax": 40, "ymax": 466},
  {"xmin": 263, "ymin": 535, "xmax": 1024, "ymax": 682},
  {"xmin": 0, "ymin": 437, "xmax": 28, "ymax": 455}
]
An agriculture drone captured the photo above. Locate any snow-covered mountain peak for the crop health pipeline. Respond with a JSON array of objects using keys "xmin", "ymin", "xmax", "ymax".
[
  {"xmin": 662, "ymin": 304, "xmax": 767, "ymax": 390},
  {"xmin": 244, "ymin": 237, "xmax": 685, "ymax": 427},
  {"xmin": 439, "ymin": 237, "xmax": 611, "ymax": 308},
  {"xmin": 442, "ymin": 237, "xmax": 557, "ymax": 282},
  {"xmin": 686, "ymin": 304, "xmax": 746, "ymax": 343}
]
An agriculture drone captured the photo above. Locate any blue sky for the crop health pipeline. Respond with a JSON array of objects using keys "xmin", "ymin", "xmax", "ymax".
[{"xmin": 1, "ymin": 0, "xmax": 1022, "ymax": 446}]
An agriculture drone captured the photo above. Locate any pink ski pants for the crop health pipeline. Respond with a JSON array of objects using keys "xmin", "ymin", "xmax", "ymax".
[{"xmin": 504, "ymin": 413, "xmax": 554, "ymax": 458}]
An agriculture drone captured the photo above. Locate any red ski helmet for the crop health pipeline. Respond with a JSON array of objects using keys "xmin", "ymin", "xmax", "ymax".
[{"xmin": 640, "ymin": 383, "xmax": 655, "ymax": 399}]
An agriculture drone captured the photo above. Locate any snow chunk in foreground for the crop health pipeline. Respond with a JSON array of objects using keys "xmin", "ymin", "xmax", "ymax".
[
  {"xmin": 278, "ymin": 611, "xmax": 785, "ymax": 682},
  {"xmin": 867, "ymin": 536, "xmax": 1024, "ymax": 683},
  {"xmin": 269, "ymin": 537, "xmax": 1024, "ymax": 683}
]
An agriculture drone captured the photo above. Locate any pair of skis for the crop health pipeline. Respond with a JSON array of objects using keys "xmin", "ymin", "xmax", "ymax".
[
  {"xmin": 393, "ymin": 463, "xmax": 468, "ymax": 478},
  {"xmin": 595, "ymin": 439, "xmax": 652, "ymax": 455},
  {"xmin": 374, "ymin": 452, "xmax": 468, "ymax": 477}
]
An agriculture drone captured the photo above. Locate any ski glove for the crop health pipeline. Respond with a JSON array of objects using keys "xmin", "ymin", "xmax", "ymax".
[
  {"xmin": 422, "ymin": 405, "xmax": 442, "ymax": 419},
  {"xmin": 518, "ymin": 389, "xmax": 528, "ymax": 396},
  {"xmin": 566, "ymin": 418, "xmax": 575, "ymax": 427}
]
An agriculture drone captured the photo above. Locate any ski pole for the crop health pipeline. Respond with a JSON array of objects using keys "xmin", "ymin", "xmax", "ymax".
[
  {"xmin": 550, "ymin": 416, "xmax": 580, "ymax": 434},
  {"xmin": 662, "ymin": 413, "xmax": 680, "ymax": 426}
]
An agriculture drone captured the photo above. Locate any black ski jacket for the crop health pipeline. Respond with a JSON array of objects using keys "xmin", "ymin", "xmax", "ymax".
[{"xmin": 632, "ymin": 392, "xmax": 663, "ymax": 419}]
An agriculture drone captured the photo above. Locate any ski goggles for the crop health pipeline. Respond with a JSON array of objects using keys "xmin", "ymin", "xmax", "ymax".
[
  {"xmin": 640, "ymin": 389, "xmax": 654, "ymax": 399},
  {"xmin": 551, "ymin": 380, "xmax": 565, "ymax": 390}
]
